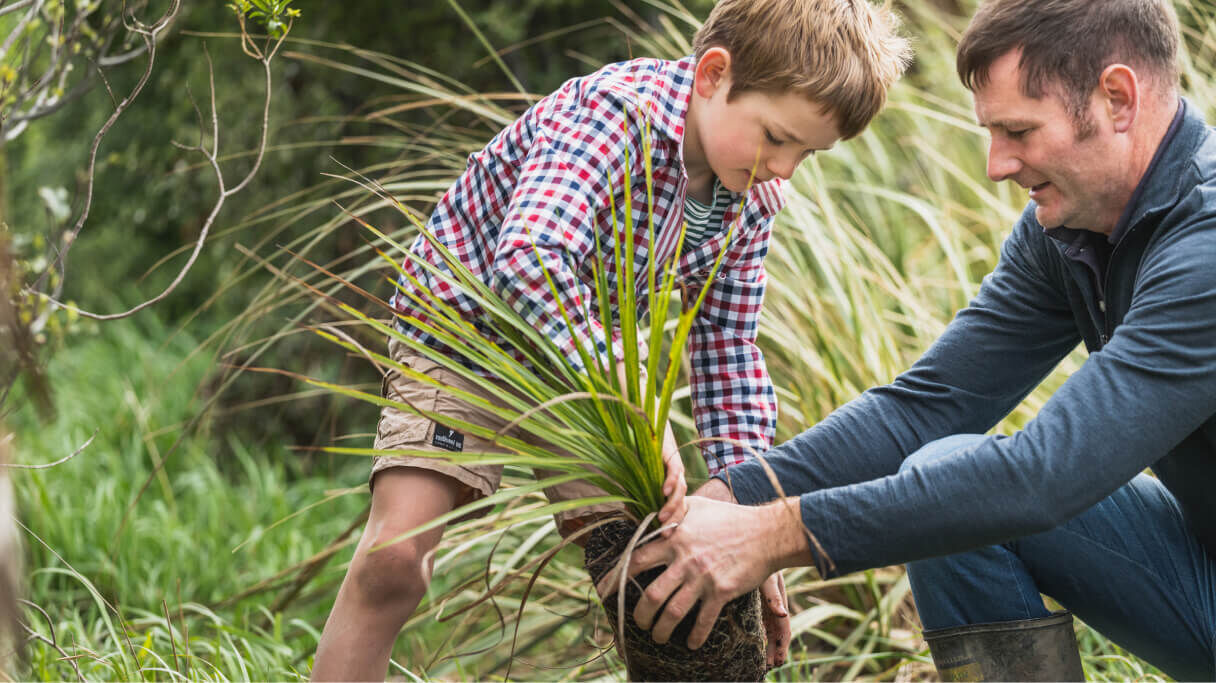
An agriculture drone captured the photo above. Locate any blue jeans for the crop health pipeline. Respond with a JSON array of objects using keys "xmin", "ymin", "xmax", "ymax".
[{"xmin": 904, "ymin": 434, "xmax": 1216, "ymax": 682}]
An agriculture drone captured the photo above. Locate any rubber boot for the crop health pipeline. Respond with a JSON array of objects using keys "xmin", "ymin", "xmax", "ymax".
[{"xmin": 923, "ymin": 611, "xmax": 1085, "ymax": 681}]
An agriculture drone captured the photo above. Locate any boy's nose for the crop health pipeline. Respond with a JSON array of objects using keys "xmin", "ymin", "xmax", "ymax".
[{"xmin": 767, "ymin": 156, "xmax": 798, "ymax": 181}]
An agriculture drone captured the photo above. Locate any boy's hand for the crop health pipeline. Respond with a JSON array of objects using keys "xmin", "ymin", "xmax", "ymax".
[
  {"xmin": 657, "ymin": 419, "xmax": 687, "ymax": 534},
  {"xmin": 761, "ymin": 571, "xmax": 790, "ymax": 669},
  {"xmin": 615, "ymin": 360, "xmax": 687, "ymax": 533}
]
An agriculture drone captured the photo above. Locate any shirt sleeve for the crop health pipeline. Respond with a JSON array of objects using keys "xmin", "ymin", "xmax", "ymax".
[
  {"xmin": 688, "ymin": 209, "xmax": 778, "ymax": 475},
  {"xmin": 489, "ymin": 104, "xmax": 634, "ymax": 372}
]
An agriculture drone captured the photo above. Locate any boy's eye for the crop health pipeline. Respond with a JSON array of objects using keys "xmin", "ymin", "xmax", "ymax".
[{"xmin": 764, "ymin": 129, "xmax": 782, "ymax": 145}]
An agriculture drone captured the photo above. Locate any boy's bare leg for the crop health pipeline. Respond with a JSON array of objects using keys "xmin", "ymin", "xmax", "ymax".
[{"xmin": 311, "ymin": 468, "xmax": 465, "ymax": 681}]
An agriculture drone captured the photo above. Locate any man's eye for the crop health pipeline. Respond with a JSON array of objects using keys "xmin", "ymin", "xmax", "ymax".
[{"xmin": 1007, "ymin": 129, "xmax": 1029, "ymax": 140}]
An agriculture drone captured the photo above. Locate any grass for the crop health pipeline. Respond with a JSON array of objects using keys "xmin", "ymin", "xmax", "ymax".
[
  {"xmin": 7, "ymin": 0, "xmax": 1211, "ymax": 679},
  {"xmin": 7, "ymin": 318, "xmax": 367, "ymax": 680}
]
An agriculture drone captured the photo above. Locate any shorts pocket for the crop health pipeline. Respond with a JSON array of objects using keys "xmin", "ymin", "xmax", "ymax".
[{"xmin": 375, "ymin": 363, "xmax": 440, "ymax": 448}]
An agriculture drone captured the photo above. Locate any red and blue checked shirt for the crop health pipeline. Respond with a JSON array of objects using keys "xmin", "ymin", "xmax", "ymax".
[{"xmin": 390, "ymin": 56, "xmax": 786, "ymax": 475}]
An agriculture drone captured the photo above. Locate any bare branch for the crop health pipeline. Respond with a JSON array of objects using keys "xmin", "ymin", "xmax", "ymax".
[
  {"xmin": 1, "ymin": 430, "xmax": 96, "ymax": 470},
  {"xmin": 25, "ymin": 0, "xmax": 181, "ymax": 326},
  {"xmin": 207, "ymin": 43, "xmax": 219, "ymax": 160},
  {"xmin": 0, "ymin": 0, "xmax": 43, "ymax": 63},
  {"xmin": 169, "ymin": 83, "xmax": 205, "ymax": 152},
  {"xmin": 225, "ymin": 56, "xmax": 273, "ymax": 196},
  {"xmin": 5, "ymin": 75, "xmax": 96, "ymax": 125},
  {"xmin": 97, "ymin": 43, "xmax": 152, "ymax": 68},
  {"xmin": 0, "ymin": 0, "xmax": 35, "ymax": 18},
  {"xmin": 0, "ymin": 0, "xmax": 144, "ymax": 142},
  {"xmin": 32, "ymin": 25, "xmax": 279, "ymax": 321},
  {"xmin": 3, "ymin": 2, "xmax": 290, "ymax": 411}
]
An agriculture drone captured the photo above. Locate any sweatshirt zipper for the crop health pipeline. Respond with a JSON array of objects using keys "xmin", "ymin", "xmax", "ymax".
[{"xmin": 1099, "ymin": 223, "xmax": 1140, "ymax": 346}]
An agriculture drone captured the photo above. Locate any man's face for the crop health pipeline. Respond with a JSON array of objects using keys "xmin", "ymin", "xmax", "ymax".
[{"xmin": 974, "ymin": 50, "xmax": 1128, "ymax": 233}]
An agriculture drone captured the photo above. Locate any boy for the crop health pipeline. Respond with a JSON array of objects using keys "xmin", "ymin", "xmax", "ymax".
[{"xmin": 313, "ymin": 1, "xmax": 909, "ymax": 679}]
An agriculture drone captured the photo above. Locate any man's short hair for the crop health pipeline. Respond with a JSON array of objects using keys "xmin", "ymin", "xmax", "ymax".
[
  {"xmin": 957, "ymin": 0, "xmax": 1180, "ymax": 120},
  {"xmin": 692, "ymin": 0, "xmax": 911, "ymax": 140}
]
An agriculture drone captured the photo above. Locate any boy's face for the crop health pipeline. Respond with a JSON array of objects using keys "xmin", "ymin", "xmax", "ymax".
[{"xmin": 686, "ymin": 48, "xmax": 842, "ymax": 193}]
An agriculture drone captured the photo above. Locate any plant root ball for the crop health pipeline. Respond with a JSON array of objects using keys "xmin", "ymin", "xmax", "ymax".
[{"xmin": 583, "ymin": 519, "xmax": 767, "ymax": 682}]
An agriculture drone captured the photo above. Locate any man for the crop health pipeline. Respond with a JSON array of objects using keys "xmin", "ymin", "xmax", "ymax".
[{"xmin": 601, "ymin": 1, "xmax": 1216, "ymax": 680}]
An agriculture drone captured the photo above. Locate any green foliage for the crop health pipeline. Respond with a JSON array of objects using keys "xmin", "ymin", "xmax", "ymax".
[
  {"xmin": 228, "ymin": 0, "xmax": 299, "ymax": 39},
  {"xmin": 8, "ymin": 319, "xmax": 368, "ymax": 680}
]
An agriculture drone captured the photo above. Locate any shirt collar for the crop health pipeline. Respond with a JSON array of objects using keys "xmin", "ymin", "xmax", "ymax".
[
  {"xmin": 651, "ymin": 56, "xmax": 696, "ymax": 146},
  {"xmin": 1105, "ymin": 97, "xmax": 1185, "ymax": 245}
]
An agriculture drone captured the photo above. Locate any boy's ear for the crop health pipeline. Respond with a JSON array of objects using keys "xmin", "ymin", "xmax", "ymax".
[{"xmin": 694, "ymin": 47, "xmax": 732, "ymax": 99}]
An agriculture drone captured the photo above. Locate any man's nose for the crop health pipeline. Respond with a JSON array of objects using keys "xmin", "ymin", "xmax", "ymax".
[{"xmin": 986, "ymin": 138, "xmax": 1022, "ymax": 182}]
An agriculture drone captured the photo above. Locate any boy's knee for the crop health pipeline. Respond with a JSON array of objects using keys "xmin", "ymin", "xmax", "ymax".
[
  {"xmin": 350, "ymin": 534, "xmax": 432, "ymax": 606},
  {"xmin": 899, "ymin": 434, "xmax": 988, "ymax": 473}
]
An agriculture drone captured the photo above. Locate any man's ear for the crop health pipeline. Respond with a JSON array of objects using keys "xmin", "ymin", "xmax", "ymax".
[
  {"xmin": 694, "ymin": 47, "xmax": 732, "ymax": 99},
  {"xmin": 1099, "ymin": 63, "xmax": 1139, "ymax": 134}
]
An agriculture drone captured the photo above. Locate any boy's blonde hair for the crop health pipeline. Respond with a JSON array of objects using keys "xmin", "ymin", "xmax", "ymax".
[{"xmin": 693, "ymin": 0, "xmax": 911, "ymax": 139}]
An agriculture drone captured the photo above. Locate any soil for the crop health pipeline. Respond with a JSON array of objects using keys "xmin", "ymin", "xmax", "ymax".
[{"xmin": 583, "ymin": 519, "xmax": 767, "ymax": 681}]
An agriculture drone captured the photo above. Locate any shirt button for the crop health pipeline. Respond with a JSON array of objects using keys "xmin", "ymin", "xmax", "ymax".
[{"xmin": 1098, "ymin": 299, "xmax": 1106, "ymax": 312}]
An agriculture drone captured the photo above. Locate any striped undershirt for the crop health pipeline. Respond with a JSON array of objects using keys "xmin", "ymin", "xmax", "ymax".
[{"xmin": 682, "ymin": 177, "xmax": 730, "ymax": 251}]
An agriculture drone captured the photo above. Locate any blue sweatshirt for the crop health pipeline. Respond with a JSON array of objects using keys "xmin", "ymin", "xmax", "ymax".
[{"xmin": 722, "ymin": 98, "xmax": 1216, "ymax": 578}]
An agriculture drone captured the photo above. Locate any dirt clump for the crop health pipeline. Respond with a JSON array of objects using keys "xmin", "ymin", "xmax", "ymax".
[{"xmin": 583, "ymin": 519, "xmax": 767, "ymax": 681}]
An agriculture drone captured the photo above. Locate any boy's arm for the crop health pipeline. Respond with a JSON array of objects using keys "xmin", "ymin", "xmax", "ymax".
[{"xmin": 488, "ymin": 105, "xmax": 636, "ymax": 372}]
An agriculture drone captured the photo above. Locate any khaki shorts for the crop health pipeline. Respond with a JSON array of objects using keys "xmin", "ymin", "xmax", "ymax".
[{"xmin": 372, "ymin": 338, "xmax": 622, "ymax": 535}]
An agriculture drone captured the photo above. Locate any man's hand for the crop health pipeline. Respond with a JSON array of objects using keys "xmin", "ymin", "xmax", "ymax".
[
  {"xmin": 595, "ymin": 495, "xmax": 810, "ymax": 650},
  {"xmin": 691, "ymin": 477, "xmax": 789, "ymax": 665}
]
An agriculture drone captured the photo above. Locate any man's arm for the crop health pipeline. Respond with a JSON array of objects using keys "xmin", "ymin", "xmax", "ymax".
[
  {"xmin": 610, "ymin": 220, "xmax": 1082, "ymax": 644},
  {"xmin": 718, "ymin": 220, "xmax": 1082, "ymax": 566},
  {"xmin": 695, "ymin": 477, "xmax": 735, "ymax": 502},
  {"xmin": 788, "ymin": 220, "xmax": 1216, "ymax": 576},
  {"xmin": 639, "ymin": 216, "xmax": 1216, "ymax": 640}
]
